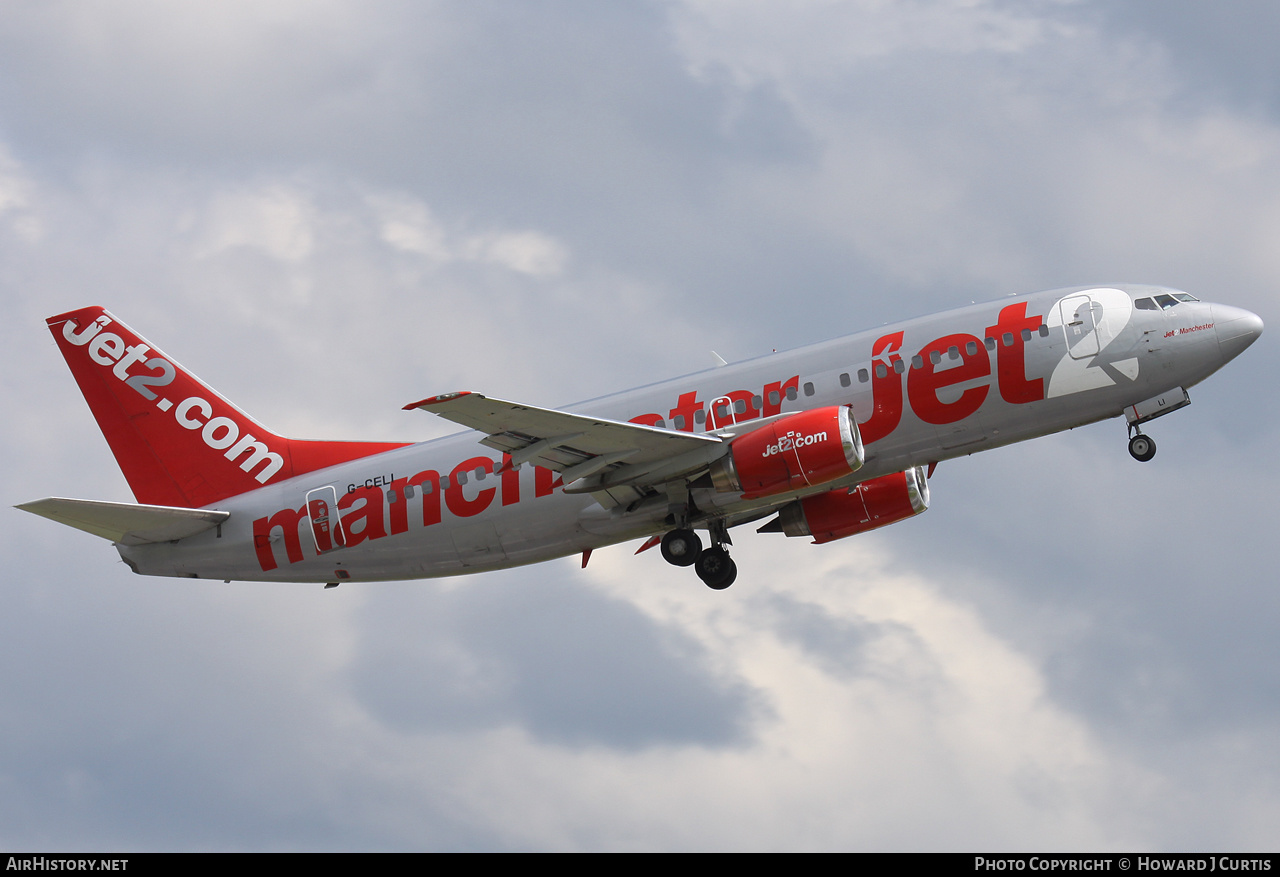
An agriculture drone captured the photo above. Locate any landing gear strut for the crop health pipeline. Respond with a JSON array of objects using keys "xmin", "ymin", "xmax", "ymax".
[{"xmin": 1127, "ymin": 431, "xmax": 1157, "ymax": 462}]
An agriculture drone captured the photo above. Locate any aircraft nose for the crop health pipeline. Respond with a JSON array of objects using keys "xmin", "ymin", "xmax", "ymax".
[{"xmin": 1213, "ymin": 305, "xmax": 1264, "ymax": 363}]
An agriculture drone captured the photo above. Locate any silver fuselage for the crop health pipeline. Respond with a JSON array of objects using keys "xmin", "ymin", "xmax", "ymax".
[{"xmin": 119, "ymin": 284, "xmax": 1263, "ymax": 582}]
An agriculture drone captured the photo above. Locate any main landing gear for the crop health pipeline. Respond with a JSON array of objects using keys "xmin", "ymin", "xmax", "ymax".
[
  {"xmin": 660, "ymin": 528, "xmax": 701, "ymax": 566},
  {"xmin": 694, "ymin": 545, "xmax": 737, "ymax": 590},
  {"xmin": 660, "ymin": 527, "xmax": 738, "ymax": 590}
]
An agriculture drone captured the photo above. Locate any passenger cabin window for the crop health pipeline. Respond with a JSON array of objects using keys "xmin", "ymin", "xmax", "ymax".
[
  {"xmin": 839, "ymin": 372, "xmax": 851, "ymax": 387},
  {"xmin": 768, "ymin": 390, "xmax": 781, "ymax": 405},
  {"xmin": 694, "ymin": 409, "xmax": 706, "ymax": 424},
  {"xmin": 1038, "ymin": 324, "xmax": 1050, "ymax": 336},
  {"xmin": 785, "ymin": 386, "xmax": 798, "ymax": 401},
  {"xmin": 803, "ymin": 381, "xmax": 815, "ymax": 396},
  {"xmin": 875, "ymin": 363, "xmax": 887, "ymax": 379},
  {"xmin": 894, "ymin": 359, "xmax": 905, "ymax": 373},
  {"xmin": 857, "ymin": 368, "xmax": 869, "ymax": 383}
]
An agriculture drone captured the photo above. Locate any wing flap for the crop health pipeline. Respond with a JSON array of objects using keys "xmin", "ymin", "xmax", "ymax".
[{"xmin": 17, "ymin": 497, "xmax": 230, "ymax": 545}]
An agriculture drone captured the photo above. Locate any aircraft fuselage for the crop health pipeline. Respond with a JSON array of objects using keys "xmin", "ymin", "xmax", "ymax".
[{"xmin": 112, "ymin": 284, "xmax": 1262, "ymax": 584}]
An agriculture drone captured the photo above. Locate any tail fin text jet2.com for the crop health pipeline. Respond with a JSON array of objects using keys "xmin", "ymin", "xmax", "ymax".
[{"xmin": 18, "ymin": 285, "xmax": 1262, "ymax": 589}]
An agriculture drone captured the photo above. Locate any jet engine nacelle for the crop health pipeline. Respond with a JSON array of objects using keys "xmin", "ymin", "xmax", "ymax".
[
  {"xmin": 769, "ymin": 466, "xmax": 930, "ymax": 543},
  {"xmin": 708, "ymin": 405, "xmax": 865, "ymax": 500}
]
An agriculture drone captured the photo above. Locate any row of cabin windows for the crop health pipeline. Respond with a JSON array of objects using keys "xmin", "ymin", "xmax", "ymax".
[
  {"xmin": 383, "ymin": 315, "xmax": 1083, "ymax": 495},
  {"xmin": 852, "ymin": 324, "xmax": 1051, "ymax": 384},
  {"xmin": 400, "ymin": 322, "xmax": 1058, "ymax": 453},
  {"xmin": 650, "ymin": 319, "xmax": 1056, "ymax": 431},
  {"xmin": 386, "ymin": 468, "xmax": 488, "ymax": 501},
  {"xmin": 667, "ymin": 384, "xmax": 813, "ymax": 429}
]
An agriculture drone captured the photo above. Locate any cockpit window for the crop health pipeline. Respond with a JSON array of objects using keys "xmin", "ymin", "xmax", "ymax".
[{"xmin": 1135, "ymin": 292, "xmax": 1198, "ymax": 310}]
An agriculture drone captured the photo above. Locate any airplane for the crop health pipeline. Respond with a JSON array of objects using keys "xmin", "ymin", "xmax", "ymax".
[{"xmin": 17, "ymin": 285, "xmax": 1263, "ymax": 590}]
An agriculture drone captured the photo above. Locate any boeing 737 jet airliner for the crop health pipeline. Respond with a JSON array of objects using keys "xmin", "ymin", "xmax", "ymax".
[{"xmin": 18, "ymin": 285, "xmax": 1262, "ymax": 589}]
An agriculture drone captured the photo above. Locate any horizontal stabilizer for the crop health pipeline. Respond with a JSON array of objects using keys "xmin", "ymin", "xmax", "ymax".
[{"xmin": 16, "ymin": 497, "xmax": 230, "ymax": 545}]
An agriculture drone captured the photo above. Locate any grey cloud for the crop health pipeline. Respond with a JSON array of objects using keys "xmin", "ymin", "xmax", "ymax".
[
  {"xmin": 1089, "ymin": 0, "xmax": 1280, "ymax": 115},
  {"xmin": 349, "ymin": 567, "xmax": 762, "ymax": 749},
  {"xmin": 3, "ymin": 0, "xmax": 1279, "ymax": 851},
  {"xmin": 763, "ymin": 591, "xmax": 925, "ymax": 681}
]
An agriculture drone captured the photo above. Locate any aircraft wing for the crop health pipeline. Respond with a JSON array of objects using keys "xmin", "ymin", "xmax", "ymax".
[
  {"xmin": 16, "ymin": 497, "xmax": 230, "ymax": 545},
  {"xmin": 403, "ymin": 391, "xmax": 725, "ymax": 503}
]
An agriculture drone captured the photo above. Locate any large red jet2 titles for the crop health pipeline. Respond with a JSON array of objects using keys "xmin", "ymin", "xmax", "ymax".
[{"xmin": 19, "ymin": 285, "xmax": 1262, "ymax": 589}]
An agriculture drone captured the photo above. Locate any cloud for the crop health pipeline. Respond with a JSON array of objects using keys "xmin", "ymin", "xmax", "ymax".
[
  {"xmin": 348, "ymin": 569, "xmax": 760, "ymax": 750},
  {"xmin": 2, "ymin": 0, "xmax": 1277, "ymax": 851},
  {"xmin": 371, "ymin": 193, "xmax": 569, "ymax": 276}
]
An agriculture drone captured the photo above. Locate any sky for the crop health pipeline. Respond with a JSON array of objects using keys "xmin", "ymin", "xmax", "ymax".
[{"xmin": 1, "ymin": 0, "xmax": 1277, "ymax": 852}]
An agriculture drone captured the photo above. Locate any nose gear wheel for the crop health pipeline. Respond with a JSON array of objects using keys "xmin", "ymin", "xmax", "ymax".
[{"xmin": 1128, "ymin": 433, "xmax": 1156, "ymax": 462}]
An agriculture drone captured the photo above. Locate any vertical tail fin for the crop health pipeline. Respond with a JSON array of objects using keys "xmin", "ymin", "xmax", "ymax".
[{"xmin": 47, "ymin": 307, "xmax": 407, "ymax": 508}]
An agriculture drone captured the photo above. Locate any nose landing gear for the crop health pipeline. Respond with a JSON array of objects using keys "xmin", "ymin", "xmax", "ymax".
[
  {"xmin": 1128, "ymin": 433, "xmax": 1157, "ymax": 462},
  {"xmin": 1127, "ymin": 419, "xmax": 1157, "ymax": 462},
  {"xmin": 1124, "ymin": 387, "xmax": 1190, "ymax": 462}
]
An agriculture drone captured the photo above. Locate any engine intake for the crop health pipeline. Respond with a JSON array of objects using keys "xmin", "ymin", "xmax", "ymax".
[{"xmin": 708, "ymin": 406, "xmax": 864, "ymax": 499}]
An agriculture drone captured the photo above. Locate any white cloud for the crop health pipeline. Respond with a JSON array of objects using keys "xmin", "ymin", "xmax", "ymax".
[
  {"xmin": 371, "ymin": 192, "xmax": 569, "ymax": 276},
  {"xmin": 672, "ymin": 0, "xmax": 1058, "ymax": 88},
  {"xmin": 3, "ymin": 0, "xmax": 1278, "ymax": 852},
  {"xmin": 193, "ymin": 185, "xmax": 317, "ymax": 263},
  {"xmin": 370, "ymin": 193, "xmax": 453, "ymax": 261},
  {"xmin": 0, "ymin": 146, "xmax": 42, "ymax": 242},
  {"xmin": 468, "ymin": 230, "xmax": 568, "ymax": 277}
]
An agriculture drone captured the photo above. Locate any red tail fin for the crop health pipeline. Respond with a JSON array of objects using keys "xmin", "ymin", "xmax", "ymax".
[{"xmin": 47, "ymin": 307, "xmax": 408, "ymax": 508}]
